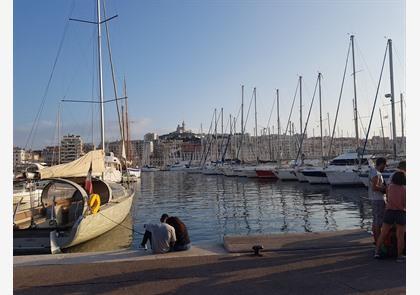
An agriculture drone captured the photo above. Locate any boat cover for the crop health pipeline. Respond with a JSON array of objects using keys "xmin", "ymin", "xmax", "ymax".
[{"xmin": 39, "ymin": 150, "xmax": 105, "ymax": 179}]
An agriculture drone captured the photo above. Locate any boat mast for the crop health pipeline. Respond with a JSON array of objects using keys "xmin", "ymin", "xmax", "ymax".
[
  {"xmin": 254, "ymin": 87, "xmax": 258, "ymax": 163},
  {"xmin": 318, "ymin": 73, "xmax": 323, "ymax": 161},
  {"xmin": 299, "ymin": 76, "xmax": 303, "ymax": 141},
  {"xmin": 400, "ymin": 93, "xmax": 404, "ymax": 140},
  {"xmin": 124, "ymin": 78, "xmax": 130, "ymax": 162},
  {"xmin": 214, "ymin": 108, "xmax": 217, "ymax": 162},
  {"xmin": 276, "ymin": 89, "xmax": 280, "ymax": 163},
  {"xmin": 350, "ymin": 35, "xmax": 359, "ymax": 148},
  {"xmin": 388, "ymin": 39, "xmax": 397, "ymax": 159},
  {"xmin": 57, "ymin": 103, "xmax": 61, "ymax": 165},
  {"xmin": 241, "ymin": 85, "xmax": 244, "ymax": 163},
  {"xmin": 96, "ymin": 0, "xmax": 105, "ymax": 151}
]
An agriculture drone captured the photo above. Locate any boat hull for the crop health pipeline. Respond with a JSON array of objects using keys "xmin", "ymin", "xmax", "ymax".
[
  {"xmin": 325, "ymin": 169, "xmax": 364, "ymax": 186},
  {"xmin": 274, "ymin": 169, "xmax": 298, "ymax": 181},
  {"xmin": 255, "ymin": 169, "xmax": 277, "ymax": 179},
  {"xmin": 64, "ymin": 193, "xmax": 134, "ymax": 248},
  {"xmin": 294, "ymin": 169, "xmax": 308, "ymax": 182},
  {"xmin": 301, "ymin": 170, "xmax": 329, "ymax": 184}
]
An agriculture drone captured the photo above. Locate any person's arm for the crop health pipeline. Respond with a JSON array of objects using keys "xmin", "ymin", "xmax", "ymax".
[
  {"xmin": 371, "ymin": 175, "xmax": 386, "ymax": 193},
  {"xmin": 169, "ymin": 227, "xmax": 176, "ymax": 247}
]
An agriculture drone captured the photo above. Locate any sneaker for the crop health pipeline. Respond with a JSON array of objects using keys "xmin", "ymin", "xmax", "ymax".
[
  {"xmin": 396, "ymin": 256, "xmax": 406, "ymax": 262},
  {"xmin": 374, "ymin": 252, "xmax": 381, "ymax": 259},
  {"xmin": 139, "ymin": 244, "xmax": 148, "ymax": 251}
]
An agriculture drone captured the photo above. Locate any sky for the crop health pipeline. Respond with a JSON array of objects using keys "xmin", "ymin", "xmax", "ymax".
[{"xmin": 13, "ymin": 0, "xmax": 405, "ymax": 150}]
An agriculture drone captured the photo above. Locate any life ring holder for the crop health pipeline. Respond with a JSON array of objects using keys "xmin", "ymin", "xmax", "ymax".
[{"xmin": 88, "ymin": 194, "xmax": 101, "ymax": 214}]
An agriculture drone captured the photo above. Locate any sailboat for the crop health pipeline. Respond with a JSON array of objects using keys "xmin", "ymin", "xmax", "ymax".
[{"xmin": 13, "ymin": 0, "xmax": 134, "ymax": 254}]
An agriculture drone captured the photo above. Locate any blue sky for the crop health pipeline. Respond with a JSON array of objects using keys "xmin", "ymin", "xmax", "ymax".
[{"xmin": 14, "ymin": 0, "xmax": 405, "ymax": 149}]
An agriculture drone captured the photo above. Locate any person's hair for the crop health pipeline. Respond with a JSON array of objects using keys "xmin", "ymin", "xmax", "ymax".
[
  {"xmin": 398, "ymin": 160, "xmax": 406, "ymax": 171},
  {"xmin": 375, "ymin": 157, "xmax": 387, "ymax": 167},
  {"xmin": 166, "ymin": 216, "xmax": 186, "ymax": 233},
  {"xmin": 391, "ymin": 171, "xmax": 406, "ymax": 186},
  {"xmin": 160, "ymin": 213, "xmax": 169, "ymax": 223}
]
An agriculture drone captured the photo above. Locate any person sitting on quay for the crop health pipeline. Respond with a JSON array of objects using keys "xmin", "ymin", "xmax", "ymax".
[
  {"xmin": 368, "ymin": 157, "xmax": 387, "ymax": 244},
  {"xmin": 374, "ymin": 171, "xmax": 406, "ymax": 262},
  {"xmin": 166, "ymin": 216, "xmax": 191, "ymax": 251},
  {"xmin": 140, "ymin": 213, "xmax": 176, "ymax": 254}
]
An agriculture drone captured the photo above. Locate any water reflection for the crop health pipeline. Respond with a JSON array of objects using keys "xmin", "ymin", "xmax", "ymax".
[
  {"xmin": 131, "ymin": 172, "xmax": 371, "ymax": 248},
  {"xmin": 68, "ymin": 172, "xmax": 371, "ymax": 252}
]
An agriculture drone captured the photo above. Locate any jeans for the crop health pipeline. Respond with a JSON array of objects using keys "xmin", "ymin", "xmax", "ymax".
[
  {"xmin": 141, "ymin": 230, "xmax": 152, "ymax": 247},
  {"xmin": 172, "ymin": 243, "xmax": 191, "ymax": 252}
]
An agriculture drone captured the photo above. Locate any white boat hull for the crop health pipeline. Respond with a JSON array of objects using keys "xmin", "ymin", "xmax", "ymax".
[
  {"xmin": 325, "ymin": 169, "xmax": 363, "ymax": 186},
  {"xmin": 294, "ymin": 169, "xmax": 308, "ymax": 182},
  {"xmin": 64, "ymin": 193, "xmax": 134, "ymax": 248},
  {"xmin": 274, "ymin": 168, "xmax": 298, "ymax": 181},
  {"xmin": 127, "ymin": 169, "xmax": 141, "ymax": 178}
]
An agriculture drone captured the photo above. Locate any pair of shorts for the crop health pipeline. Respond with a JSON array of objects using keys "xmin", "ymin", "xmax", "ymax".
[
  {"xmin": 371, "ymin": 200, "xmax": 386, "ymax": 226},
  {"xmin": 383, "ymin": 209, "xmax": 406, "ymax": 225}
]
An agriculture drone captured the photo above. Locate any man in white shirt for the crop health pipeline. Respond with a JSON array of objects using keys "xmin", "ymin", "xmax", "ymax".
[
  {"xmin": 140, "ymin": 214, "xmax": 177, "ymax": 254},
  {"xmin": 368, "ymin": 157, "xmax": 387, "ymax": 244}
]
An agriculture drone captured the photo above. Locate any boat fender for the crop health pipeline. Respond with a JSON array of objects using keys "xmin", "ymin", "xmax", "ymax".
[{"xmin": 89, "ymin": 194, "xmax": 101, "ymax": 214}]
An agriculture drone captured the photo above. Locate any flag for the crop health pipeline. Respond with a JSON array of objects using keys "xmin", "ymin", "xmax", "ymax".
[{"xmin": 84, "ymin": 161, "xmax": 93, "ymax": 195}]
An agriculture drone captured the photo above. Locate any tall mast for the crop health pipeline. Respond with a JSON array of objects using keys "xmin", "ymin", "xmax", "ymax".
[
  {"xmin": 299, "ymin": 76, "xmax": 303, "ymax": 139},
  {"xmin": 318, "ymin": 73, "xmax": 323, "ymax": 160},
  {"xmin": 221, "ymin": 107, "xmax": 224, "ymax": 136},
  {"xmin": 388, "ymin": 39, "xmax": 397, "ymax": 159},
  {"xmin": 276, "ymin": 89, "xmax": 280, "ymax": 163},
  {"xmin": 124, "ymin": 78, "xmax": 129, "ymax": 162},
  {"xmin": 254, "ymin": 87, "xmax": 258, "ymax": 162},
  {"xmin": 400, "ymin": 93, "xmax": 404, "ymax": 151},
  {"xmin": 350, "ymin": 35, "xmax": 359, "ymax": 147},
  {"xmin": 214, "ymin": 108, "xmax": 217, "ymax": 161},
  {"xmin": 400, "ymin": 93, "xmax": 404, "ymax": 138},
  {"xmin": 96, "ymin": 0, "xmax": 105, "ymax": 151},
  {"xmin": 57, "ymin": 103, "xmax": 61, "ymax": 165},
  {"xmin": 241, "ymin": 85, "xmax": 244, "ymax": 162}
]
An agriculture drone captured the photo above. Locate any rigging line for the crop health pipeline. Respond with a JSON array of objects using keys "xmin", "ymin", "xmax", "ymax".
[
  {"xmin": 327, "ymin": 39, "xmax": 352, "ymax": 159},
  {"xmin": 25, "ymin": 0, "xmax": 76, "ymax": 150},
  {"xmin": 295, "ymin": 76, "xmax": 319, "ymax": 163},
  {"xmin": 354, "ymin": 39, "xmax": 389, "ymax": 112},
  {"xmin": 283, "ymin": 79, "xmax": 300, "ymax": 137},
  {"xmin": 98, "ymin": 211, "xmax": 144, "ymax": 236},
  {"xmin": 391, "ymin": 44, "xmax": 406, "ymax": 93},
  {"xmin": 266, "ymin": 95, "xmax": 276, "ymax": 130},
  {"xmin": 62, "ymin": 28, "xmax": 98, "ymax": 102},
  {"xmin": 236, "ymin": 90, "xmax": 255, "ymax": 159},
  {"xmin": 198, "ymin": 112, "xmax": 215, "ymax": 166},
  {"xmin": 103, "ymin": 0, "xmax": 124, "ymax": 143},
  {"xmin": 361, "ymin": 42, "xmax": 389, "ymax": 159},
  {"xmin": 357, "ymin": 110, "xmax": 368, "ymax": 138}
]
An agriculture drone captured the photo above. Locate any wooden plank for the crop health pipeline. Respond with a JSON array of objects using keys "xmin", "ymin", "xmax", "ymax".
[{"xmin": 223, "ymin": 229, "xmax": 371, "ymax": 253}]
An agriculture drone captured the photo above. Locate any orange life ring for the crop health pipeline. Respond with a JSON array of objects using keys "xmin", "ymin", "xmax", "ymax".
[{"xmin": 88, "ymin": 194, "xmax": 101, "ymax": 214}]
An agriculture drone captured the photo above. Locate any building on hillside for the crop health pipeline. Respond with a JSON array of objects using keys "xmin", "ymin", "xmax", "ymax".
[
  {"xmin": 144, "ymin": 133, "xmax": 158, "ymax": 142},
  {"xmin": 13, "ymin": 147, "xmax": 26, "ymax": 168},
  {"xmin": 60, "ymin": 134, "xmax": 83, "ymax": 164}
]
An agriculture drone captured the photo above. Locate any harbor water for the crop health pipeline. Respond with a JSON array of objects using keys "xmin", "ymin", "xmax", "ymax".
[{"xmin": 68, "ymin": 171, "xmax": 372, "ymax": 253}]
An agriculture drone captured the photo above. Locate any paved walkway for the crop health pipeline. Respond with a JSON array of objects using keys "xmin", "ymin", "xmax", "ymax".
[
  {"xmin": 14, "ymin": 247, "xmax": 405, "ymax": 294},
  {"xmin": 14, "ymin": 230, "xmax": 405, "ymax": 294}
]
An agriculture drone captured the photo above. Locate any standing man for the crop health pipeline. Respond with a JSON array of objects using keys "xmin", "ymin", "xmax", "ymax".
[
  {"xmin": 140, "ymin": 213, "xmax": 176, "ymax": 254},
  {"xmin": 368, "ymin": 157, "xmax": 387, "ymax": 244}
]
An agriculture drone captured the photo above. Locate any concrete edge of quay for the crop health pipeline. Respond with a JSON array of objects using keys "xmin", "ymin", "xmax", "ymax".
[{"xmin": 13, "ymin": 242, "xmax": 231, "ymax": 267}]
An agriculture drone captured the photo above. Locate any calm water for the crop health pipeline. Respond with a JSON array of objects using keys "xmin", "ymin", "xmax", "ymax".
[{"xmin": 69, "ymin": 171, "xmax": 372, "ymax": 253}]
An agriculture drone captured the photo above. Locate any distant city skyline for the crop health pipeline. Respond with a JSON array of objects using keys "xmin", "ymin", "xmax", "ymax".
[{"xmin": 14, "ymin": 0, "xmax": 405, "ymax": 149}]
